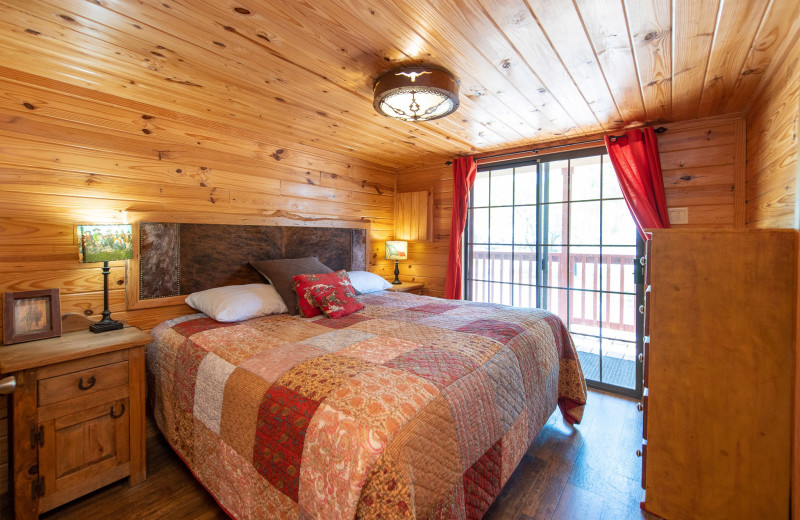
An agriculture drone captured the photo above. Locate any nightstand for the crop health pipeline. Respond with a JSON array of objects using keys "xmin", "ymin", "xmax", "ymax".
[
  {"xmin": 0, "ymin": 326, "xmax": 151, "ymax": 519},
  {"xmin": 386, "ymin": 282, "xmax": 424, "ymax": 295}
]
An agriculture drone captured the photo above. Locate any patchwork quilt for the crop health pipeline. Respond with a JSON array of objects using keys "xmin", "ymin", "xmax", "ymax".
[{"xmin": 147, "ymin": 291, "xmax": 586, "ymax": 520}]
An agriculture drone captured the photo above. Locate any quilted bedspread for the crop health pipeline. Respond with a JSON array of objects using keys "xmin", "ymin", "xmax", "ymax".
[{"xmin": 147, "ymin": 291, "xmax": 586, "ymax": 520}]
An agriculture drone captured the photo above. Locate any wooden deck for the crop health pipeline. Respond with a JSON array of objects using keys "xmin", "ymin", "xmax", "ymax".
[{"xmin": 27, "ymin": 390, "xmax": 654, "ymax": 520}]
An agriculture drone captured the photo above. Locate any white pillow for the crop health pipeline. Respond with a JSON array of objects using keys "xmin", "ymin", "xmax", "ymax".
[
  {"xmin": 185, "ymin": 284, "xmax": 288, "ymax": 322},
  {"xmin": 348, "ymin": 271, "xmax": 392, "ymax": 294}
]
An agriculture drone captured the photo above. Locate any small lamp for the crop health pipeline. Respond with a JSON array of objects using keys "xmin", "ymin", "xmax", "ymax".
[
  {"xmin": 385, "ymin": 240, "xmax": 408, "ymax": 285},
  {"xmin": 77, "ymin": 224, "xmax": 133, "ymax": 333}
]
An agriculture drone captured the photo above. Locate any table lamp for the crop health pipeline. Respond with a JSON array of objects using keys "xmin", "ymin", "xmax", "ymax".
[
  {"xmin": 77, "ymin": 224, "xmax": 133, "ymax": 333},
  {"xmin": 385, "ymin": 240, "xmax": 408, "ymax": 285}
]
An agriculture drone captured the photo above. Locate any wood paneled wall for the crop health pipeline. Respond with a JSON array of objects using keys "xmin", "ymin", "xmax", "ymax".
[
  {"xmin": 745, "ymin": 28, "xmax": 800, "ymax": 229},
  {"xmin": 386, "ymin": 164, "xmax": 455, "ymax": 297},
  {"xmin": 395, "ymin": 115, "xmax": 746, "ymax": 298},
  {"xmin": 0, "ymin": 68, "xmax": 397, "ymax": 339},
  {"xmin": 744, "ymin": 36, "xmax": 800, "ymax": 516}
]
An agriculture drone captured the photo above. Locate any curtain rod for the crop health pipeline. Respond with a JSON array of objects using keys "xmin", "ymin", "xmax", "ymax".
[{"xmin": 474, "ymin": 126, "xmax": 668, "ymax": 163}]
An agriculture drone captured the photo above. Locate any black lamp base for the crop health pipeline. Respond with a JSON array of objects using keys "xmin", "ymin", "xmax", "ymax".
[
  {"xmin": 90, "ymin": 260, "xmax": 124, "ymax": 333},
  {"xmin": 392, "ymin": 259, "xmax": 402, "ymax": 284},
  {"xmin": 90, "ymin": 319, "xmax": 124, "ymax": 333}
]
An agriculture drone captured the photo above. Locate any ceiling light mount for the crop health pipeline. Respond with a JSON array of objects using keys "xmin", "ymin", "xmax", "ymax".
[{"xmin": 373, "ymin": 66, "xmax": 459, "ymax": 122}]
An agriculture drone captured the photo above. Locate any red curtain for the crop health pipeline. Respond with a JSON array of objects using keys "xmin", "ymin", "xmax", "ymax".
[
  {"xmin": 604, "ymin": 127, "xmax": 670, "ymax": 239},
  {"xmin": 445, "ymin": 156, "xmax": 477, "ymax": 299}
]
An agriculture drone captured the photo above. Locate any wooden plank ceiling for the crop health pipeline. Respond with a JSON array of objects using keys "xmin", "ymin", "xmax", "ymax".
[{"xmin": 0, "ymin": 0, "xmax": 796, "ymax": 169}]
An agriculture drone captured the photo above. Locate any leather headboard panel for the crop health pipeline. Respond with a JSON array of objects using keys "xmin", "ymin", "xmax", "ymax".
[{"xmin": 139, "ymin": 222, "xmax": 367, "ymax": 300}]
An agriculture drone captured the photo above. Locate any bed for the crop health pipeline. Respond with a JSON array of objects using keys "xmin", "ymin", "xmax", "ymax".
[
  {"xmin": 136, "ymin": 219, "xmax": 587, "ymax": 519},
  {"xmin": 147, "ymin": 290, "xmax": 585, "ymax": 519}
]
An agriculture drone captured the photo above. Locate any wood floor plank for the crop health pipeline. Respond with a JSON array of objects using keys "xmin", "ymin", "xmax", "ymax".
[
  {"xmin": 566, "ymin": 393, "xmax": 643, "ymax": 509},
  {"xmin": 551, "ymin": 483, "xmax": 604, "ymax": 520},
  {"xmin": 24, "ymin": 389, "xmax": 650, "ymax": 520}
]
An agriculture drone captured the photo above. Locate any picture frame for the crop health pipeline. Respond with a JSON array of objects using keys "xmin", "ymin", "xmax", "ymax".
[{"xmin": 3, "ymin": 289, "xmax": 62, "ymax": 345}]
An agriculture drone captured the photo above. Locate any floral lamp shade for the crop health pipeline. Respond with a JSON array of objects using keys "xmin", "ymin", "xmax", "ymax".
[
  {"xmin": 385, "ymin": 241, "xmax": 408, "ymax": 285},
  {"xmin": 76, "ymin": 224, "xmax": 133, "ymax": 333},
  {"xmin": 385, "ymin": 241, "xmax": 408, "ymax": 260},
  {"xmin": 77, "ymin": 224, "xmax": 133, "ymax": 263}
]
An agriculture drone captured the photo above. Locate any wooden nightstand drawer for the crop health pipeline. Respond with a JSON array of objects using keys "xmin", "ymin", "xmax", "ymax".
[
  {"xmin": 37, "ymin": 350, "xmax": 127, "ymax": 380},
  {"xmin": 38, "ymin": 361, "xmax": 129, "ymax": 407}
]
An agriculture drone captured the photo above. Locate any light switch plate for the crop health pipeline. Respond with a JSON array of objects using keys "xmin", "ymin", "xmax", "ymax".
[{"xmin": 668, "ymin": 207, "xmax": 689, "ymax": 225}]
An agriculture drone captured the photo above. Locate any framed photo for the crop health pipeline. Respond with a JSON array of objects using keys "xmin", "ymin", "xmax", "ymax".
[{"xmin": 3, "ymin": 289, "xmax": 62, "ymax": 345}]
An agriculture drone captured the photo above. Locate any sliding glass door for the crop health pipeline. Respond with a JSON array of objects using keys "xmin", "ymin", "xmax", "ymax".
[{"xmin": 465, "ymin": 148, "xmax": 643, "ymax": 397}]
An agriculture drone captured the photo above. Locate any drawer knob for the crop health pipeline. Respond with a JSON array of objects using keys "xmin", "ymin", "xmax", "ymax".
[
  {"xmin": 638, "ymin": 304, "xmax": 645, "ymax": 315},
  {"xmin": 638, "ymin": 353, "xmax": 644, "ymax": 363},
  {"xmin": 0, "ymin": 375, "xmax": 16, "ymax": 395},
  {"xmin": 78, "ymin": 376, "xmax": 96, "ymax": 391},
  {"xmin": 110, "ymin": 403, "xmax": 126, "ymax": 419},
  {"xmin": 639, "ymin": 256, "xmax": 646, "ymax": 267},
  {"xmin": 636, "ymin": 449, "xmax": 643, "ymax": 457},
  {"xmin": 637, "ymin": 402, "xmax": 643, "ymax": 412}
]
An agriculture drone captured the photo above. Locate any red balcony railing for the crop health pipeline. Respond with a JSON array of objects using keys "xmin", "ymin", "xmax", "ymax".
[{"xmin": 469, "ymin": 250, "xmax": 636, "ymax": 333}]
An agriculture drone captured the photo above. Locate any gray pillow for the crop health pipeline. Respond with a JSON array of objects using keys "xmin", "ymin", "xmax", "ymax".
[{"xmin": 250, "ymin": 257, "xmax": 333, "ymax": 315}]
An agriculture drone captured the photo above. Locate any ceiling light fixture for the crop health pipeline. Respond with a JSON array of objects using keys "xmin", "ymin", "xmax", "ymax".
[{"xmin": 373, "ymin": 66, "xmax": 459, "ymax": 122}]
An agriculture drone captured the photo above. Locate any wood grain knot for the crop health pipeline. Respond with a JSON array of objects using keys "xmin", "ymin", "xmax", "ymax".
[{"xmin": 234, "ymin": 7, "xmax": 250, "ymax": 14}]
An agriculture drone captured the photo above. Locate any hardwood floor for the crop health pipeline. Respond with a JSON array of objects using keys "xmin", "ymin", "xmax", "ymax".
[
  {"xmin": 32, "ymin": 390, "xmax": 651, "ymax": 520},
  {"xmin": 484, "ymin": 390, "xmax": 653, "ymax": 520}
]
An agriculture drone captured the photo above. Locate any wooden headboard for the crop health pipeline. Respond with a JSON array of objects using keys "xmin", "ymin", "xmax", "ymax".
[{"xmin": 125, "ymin": 215, "xmax": 370, "ymax": 310}]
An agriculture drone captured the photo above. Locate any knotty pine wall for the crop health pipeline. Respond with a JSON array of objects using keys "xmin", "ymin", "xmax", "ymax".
[
  {"xmin": 0, "ymin": 69, "xmax": 397, "ymax": 340},
  {"xmin": 0, "ymin": 67, "xmax": 397, "ymax": 502},
  {"xmin": 395, "ymin": 114, "xmax": 746, "ymax": 298},
  {"xmin": 744, "ymin": 28, "xmax": 800, "ymax": 229},
  {"xmin": 742, "ymin": 22, "xmax": 800, "ymax": 519}
]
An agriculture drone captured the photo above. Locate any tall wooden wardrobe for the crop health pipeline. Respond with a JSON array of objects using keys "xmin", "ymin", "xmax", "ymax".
[{"xmin": 641, "ymin": 229, "xmax": 795, "ymax": 519}]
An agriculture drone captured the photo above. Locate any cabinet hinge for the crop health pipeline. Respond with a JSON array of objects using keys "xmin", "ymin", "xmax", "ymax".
[
  {"xmin": 31, "ymin": 477, "xmax": 45, "ymax": 499},
  {"xmin": 29, "ymin": 425, "xmax": 44, "ymax": 449}
]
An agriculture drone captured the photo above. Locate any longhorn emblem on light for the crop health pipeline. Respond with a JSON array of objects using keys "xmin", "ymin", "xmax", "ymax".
[
  {"xmin": 373, "ymin": 67, "xmax": 460, "ymax": 122},
  {"xmin": 395, "ymin": 70, "xmax": 432, "ymax": 82}
]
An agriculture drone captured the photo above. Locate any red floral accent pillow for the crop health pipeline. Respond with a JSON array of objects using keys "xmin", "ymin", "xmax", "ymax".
[
  {"xmin": 308, "ymin": 284, "xmax": 364, "ymax": 319},
  {"xmin": 293, "ymin": 270, "xmax": 357, "ymax": 317}
]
